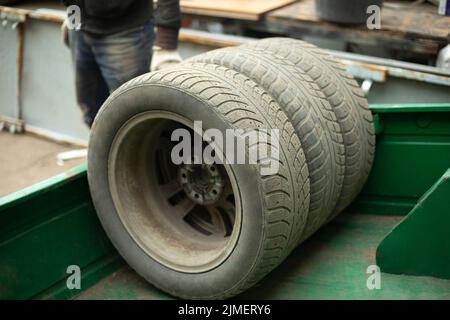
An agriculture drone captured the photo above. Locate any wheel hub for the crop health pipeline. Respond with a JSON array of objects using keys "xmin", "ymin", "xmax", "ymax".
[{"xmin": 179, "ymin": 164, "xmax": 224, "ymax": 205}]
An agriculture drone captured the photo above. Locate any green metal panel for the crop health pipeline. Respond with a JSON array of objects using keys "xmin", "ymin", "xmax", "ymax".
[
  {"xmin": 376, "ymin": 168, "xmax": 450, "ymax": 279},
  {"xmin": 0, "ymin": 103, "xmax": 449, "ymax": 299},
  {"xmin": 0, "ymin": 165, "xmax": 121, "ymax": 299},
  {"xmin": 352, "ymin": 103, "xmax": 450, "ymax": 215}
]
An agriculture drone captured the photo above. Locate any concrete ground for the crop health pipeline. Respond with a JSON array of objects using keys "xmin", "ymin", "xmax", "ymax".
[{"xmin": 0, "ymin": 131, "xmax": 86, "ymax": 197}]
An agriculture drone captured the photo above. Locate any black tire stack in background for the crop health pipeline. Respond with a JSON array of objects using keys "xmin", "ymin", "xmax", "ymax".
[{"xmin": 87, "ymin": 38, "xmax": 375, "ymax": 299}]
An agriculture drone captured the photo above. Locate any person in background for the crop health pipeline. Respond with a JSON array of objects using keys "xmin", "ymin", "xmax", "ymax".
[{"xmin": 62, "ymin": 0, "xmax": 181, "ymax": 127}]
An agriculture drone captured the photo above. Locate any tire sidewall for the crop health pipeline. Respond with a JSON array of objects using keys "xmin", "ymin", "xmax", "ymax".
[{"xmin": 88, "ymin": 83, "xmax": 265, "ymax": 299}]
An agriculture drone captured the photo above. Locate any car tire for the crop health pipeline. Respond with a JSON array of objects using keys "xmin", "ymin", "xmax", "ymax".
[
  {"xmin": 188, "ymin": 47, "xmax": 345, "ymax": 240},
  {"xmin": 245, "ymin": 38, "xmax": 376, "ymax": 216},
  {"xmin": 88, "ymin": 63, "xmax": 310, "ymax": 299}
]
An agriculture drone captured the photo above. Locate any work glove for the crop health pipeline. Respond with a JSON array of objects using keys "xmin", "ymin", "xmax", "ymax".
[
  {"xmin": 61, "ymin": 19, "xmax": 69, "ymax": 48},
  {"xmin": 151, "ymin": 47, "xmax": 182, "ymax": 71},
  {"xmin": 437, "ymin": 44, "xmax": 450, "ymax": 70}
]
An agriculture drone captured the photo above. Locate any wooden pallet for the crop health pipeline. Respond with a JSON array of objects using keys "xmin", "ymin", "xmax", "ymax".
[
  {"xmin": 264, "ymin": 0, "xmax": 450, "ymax": 55},
  {"xmin": 181, "ymin": 0, "xmax": 296, "ymax": 21}
]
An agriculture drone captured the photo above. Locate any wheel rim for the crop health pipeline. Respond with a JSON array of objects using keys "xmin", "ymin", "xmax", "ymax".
[{"xmin": 108, "ymin": 111, "xmax": 242, "ymax": 273}]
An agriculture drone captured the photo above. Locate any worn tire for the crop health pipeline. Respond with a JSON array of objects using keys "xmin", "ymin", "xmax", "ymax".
[
  {"xmin": 88, "ymin": 63, "xmax": 309, "ymax": 299},
  {"xmin": 188, "ymin": 48, "xmax": 345, "ymax": 240},
  {"xmin": 245, "ymin": 38, "xmax": 376, "ymax": 215}
]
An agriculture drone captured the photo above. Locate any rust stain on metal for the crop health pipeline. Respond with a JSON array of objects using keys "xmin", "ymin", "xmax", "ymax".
[
  {"xmin": 0, "ymin": 6, "xmax": 28, "ymax": 20},
  {"xmin": 28, "ymin": 12, "xmax": 64, "ymax": 23},
  {"xmin": 344, "ymin": 61, "xmax": 388, "ymax": 75},
  {"xmin": 340, "ymin": 59, "xmax": 389, "ymax": 82}
]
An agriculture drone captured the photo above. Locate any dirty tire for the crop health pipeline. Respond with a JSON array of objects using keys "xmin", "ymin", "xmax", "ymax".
[
  {"xmin": 244, "ymin": 38, "xmax": 376, "ymax": 215},
  {"xmin": 88, "ymin": 64, "xmax": 310, "ymax": 299},
  {"xmin": 188, "ymin": 48, "xmax": 345, "ymax": 240}
]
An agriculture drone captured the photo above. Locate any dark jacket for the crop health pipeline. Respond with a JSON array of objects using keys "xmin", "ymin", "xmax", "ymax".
[{"xmin": 63, "ymin": 0, "xmax": 180, "ymax": 49}]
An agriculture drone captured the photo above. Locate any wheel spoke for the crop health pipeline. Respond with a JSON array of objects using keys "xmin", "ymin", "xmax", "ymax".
[
  {"xmin": 160, "ymin": 179, "xmax": 183, "ymax": 198},
  {"xmin": 206, "ymin": 206, "xmax": 227, "ymax": 236},
  {"xmin": 172, "ymin": 197, "xmax": 196, "ymax": 219},
  {"xmin": 216, "ymin": 183, "xmax": 236, "ymax": 217}
]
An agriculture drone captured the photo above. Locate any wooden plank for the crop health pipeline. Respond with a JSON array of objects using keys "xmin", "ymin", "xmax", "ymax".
[
  {"xmin": 181, "ymin": 0, "xmax": 296, "ymax": 21},
  {"xmin": 253, "ymin": 17, "xmax": 441, "ymax": 55},
  {"xmin": 381, "ymin": 6, "xmax": 450, "ymax": 40},
  {"xmin": 267, "ymin": 0, "xmax": 450, "ymax": 41},
  {"xmin": 6, "ymin": 0, "xmax": 294, "ymax": 22}
]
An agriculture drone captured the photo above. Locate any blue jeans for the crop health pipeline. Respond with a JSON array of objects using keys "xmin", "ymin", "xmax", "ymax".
[{"xmin": 69, "ymin": 22, "xmax": 154, "ymax": 127}]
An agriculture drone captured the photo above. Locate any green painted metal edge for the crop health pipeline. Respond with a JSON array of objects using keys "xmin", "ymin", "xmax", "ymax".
[
  {"xmin": 0, "ymin": 163, "xmax": 88, "ymax": 209},
  {"xmin": 376, "ymin": 168, "xmax": 450, "ymax": 279},
  {"xmin": 369, "ymin": 103, "xmax": 450, "ymax": 113},
  {"xmin": 349, "ymin": 196, "xmax": 417, "ymax": 216},
  {"xmin": 33, "ymin": 253, "xmax": 124, "ymax": 300},
  {"xmin": 0, "ymin": 162, "xmax": 121, "ymax": 299}
]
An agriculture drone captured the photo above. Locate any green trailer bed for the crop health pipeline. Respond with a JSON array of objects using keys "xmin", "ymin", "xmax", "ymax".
[
  {"xmin": 1, "ymin": 103, "xmax": 449, "ymax": 300},
  {"xmin": 76, "ymin": 213, "xmax": 450, "ymax": 300}
]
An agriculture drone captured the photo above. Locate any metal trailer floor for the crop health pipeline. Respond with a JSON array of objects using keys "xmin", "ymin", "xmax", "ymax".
[
  {"xmin": 0, "ymin": 132, "xmax": 85, "ymax": 197},
  {"xmin": 75, "ymin": 213, "xmax": 450, "ymax": 300}
]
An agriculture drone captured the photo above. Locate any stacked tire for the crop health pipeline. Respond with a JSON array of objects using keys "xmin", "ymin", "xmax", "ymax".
[{"xmin": 87, "ymin": 38, "xmax": 375, "ymax": 299}]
